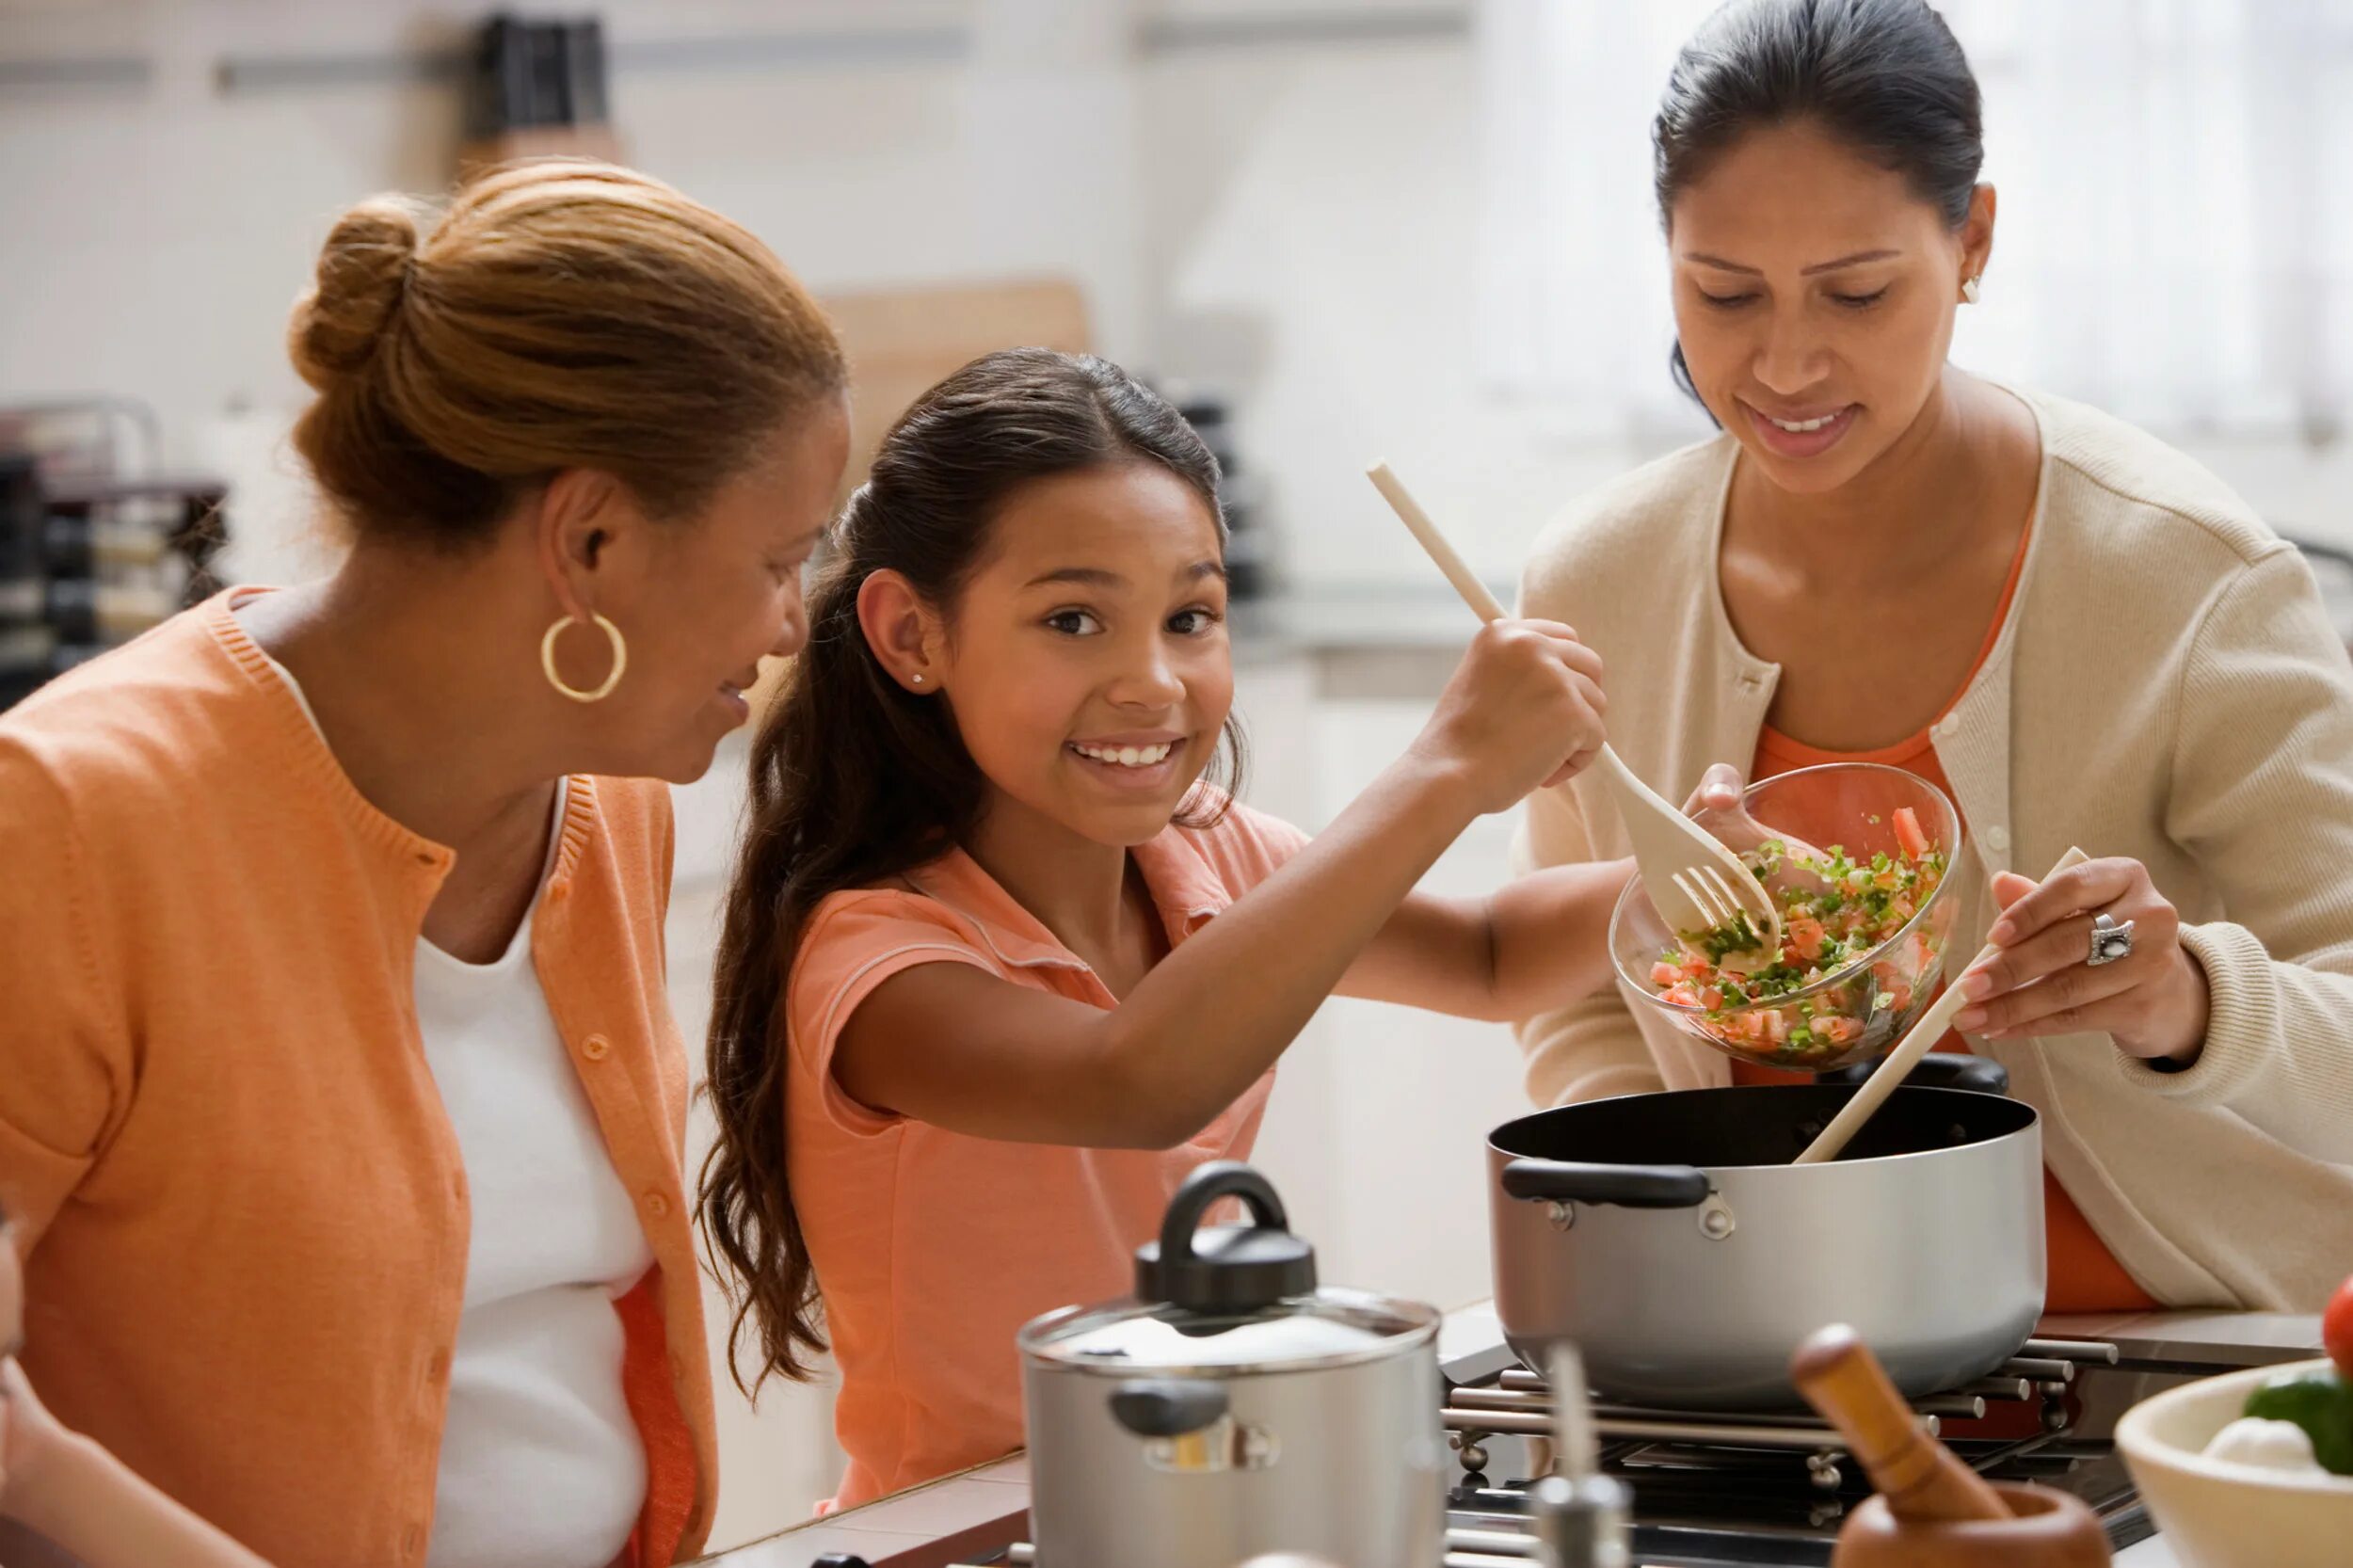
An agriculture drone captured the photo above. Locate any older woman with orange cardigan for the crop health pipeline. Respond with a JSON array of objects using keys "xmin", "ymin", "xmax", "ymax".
[{"xmin": 0, "ymin": 163, "xmax": 848, "ymax": 1567}]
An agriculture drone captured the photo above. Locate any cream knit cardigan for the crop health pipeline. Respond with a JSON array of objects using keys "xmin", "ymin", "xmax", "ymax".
[{"xmin": 1513, "ymin": 385, "xmax": 2353, "ymax": 1311}]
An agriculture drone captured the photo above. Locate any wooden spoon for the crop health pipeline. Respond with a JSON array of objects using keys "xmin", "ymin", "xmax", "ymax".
[
  {"xmin": 1367, "ymin": 461, "xmax": 1781, "ymax": 952},
  {"xmin": 1793, "ymin": 845, "xmax": 2089, "ymax": 1165}
]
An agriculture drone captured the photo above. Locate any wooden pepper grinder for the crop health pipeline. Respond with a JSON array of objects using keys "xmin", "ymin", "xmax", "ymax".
[{"xmin": 1790, "ymin": 1324, "xmax": 2112, "ymax": 1568}]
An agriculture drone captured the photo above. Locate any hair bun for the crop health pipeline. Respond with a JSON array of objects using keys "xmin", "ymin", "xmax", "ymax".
[{"xmin": 287, "ymin": 195, "xmax": 426, "ymax": 391}]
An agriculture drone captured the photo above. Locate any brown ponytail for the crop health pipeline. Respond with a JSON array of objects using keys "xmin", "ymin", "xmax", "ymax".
[
  {"xmin": 286, "ymin": 160, "xmax": 846, "ymax": 548},
  {"xmin": 698, "ymin": 349, "xmax": 1245, "ymax": 1391}
]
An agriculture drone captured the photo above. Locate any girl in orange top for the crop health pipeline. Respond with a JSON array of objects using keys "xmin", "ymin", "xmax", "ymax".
[
  {"xmin": 0, "ymin": 162, "xmax": 846, "ymax": 1567},
  {"xmin": 700, "ymin": 349, "xmax": 1636, "ymax": 1508}
]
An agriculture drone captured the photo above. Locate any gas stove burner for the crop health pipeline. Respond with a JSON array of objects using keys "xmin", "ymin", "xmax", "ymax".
[
  {"xmin": 958, "ymin": 1325, "xmax": 2310, "ymax": 1568},
  {"xmin": 1445, "ymin": 1336, "xmax": 2117, "ymax": 1498}
]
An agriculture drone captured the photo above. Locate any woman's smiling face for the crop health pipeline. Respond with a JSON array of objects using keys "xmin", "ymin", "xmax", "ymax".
[{"xmin": 1668, "ymin": 120, "xmax": 1993, "ymax": 495}]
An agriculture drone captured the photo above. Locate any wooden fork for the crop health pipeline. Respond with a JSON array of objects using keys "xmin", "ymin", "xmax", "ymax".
[{"xmin": 1366, "ymin": 462, "xmax": 1782, "ymax": 952}]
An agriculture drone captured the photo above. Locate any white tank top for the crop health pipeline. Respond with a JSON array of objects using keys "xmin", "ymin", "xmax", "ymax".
[{"xmin": 255, "ymin": 637, "xmax": 651, "ymax": 1568}]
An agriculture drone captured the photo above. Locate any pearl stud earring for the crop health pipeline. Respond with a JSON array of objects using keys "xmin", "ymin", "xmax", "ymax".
[{"xmin": 1961, "ymin": 275, "xmax": 1982, "ymax": 304}]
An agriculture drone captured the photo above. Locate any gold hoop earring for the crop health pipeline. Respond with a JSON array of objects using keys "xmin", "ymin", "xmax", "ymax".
[
  {"xmin": 1961, "ymin": 275, "xmax": 1982, "ymax": 304},
  {"xmin": 541, "ymin": 612, "xmax": 627, "ymax": 703}
]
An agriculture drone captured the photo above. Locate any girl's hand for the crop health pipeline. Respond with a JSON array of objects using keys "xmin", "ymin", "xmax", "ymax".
[
  {"xmin": 1953, "ymin": 856, "xmax": 2211, "ymax": 1063},
  {"xmin": 1, "ymin": 1355, "xmax": 69, "ymax": 1517},
  {"xmin": 1416, "ymin": 618, "xmax": 1607, "ymax": 816}
]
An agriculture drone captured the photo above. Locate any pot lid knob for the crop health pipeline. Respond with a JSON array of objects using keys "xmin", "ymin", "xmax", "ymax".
[{"xmin": 1134, "ymin": 1160, "xmax": 1316, "ymax": 1313}]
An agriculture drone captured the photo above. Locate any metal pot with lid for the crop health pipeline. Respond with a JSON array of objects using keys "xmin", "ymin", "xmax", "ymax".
[{"xmin": 1018, "ymin": 1161, "xmax": 1448, "ymax": 1568}]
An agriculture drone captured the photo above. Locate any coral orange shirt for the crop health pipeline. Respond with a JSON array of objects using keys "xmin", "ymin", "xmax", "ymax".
[
  {"xmin": 0, "ymin": 595, "xmax": 716, "ymax": 1566},
  {"xmin": 1734, "ymin": 531, "xmax": 2158, "ymax": 1313},
  {"xmin": 785, "ymin": 802, "xmax": 1307, "ymax": 1508}
]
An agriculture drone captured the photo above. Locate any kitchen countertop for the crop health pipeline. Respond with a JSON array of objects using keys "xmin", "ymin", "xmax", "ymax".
[{"xmin": 696, "ymin": 1303, "xmax": 2323, "ymax": 1568}]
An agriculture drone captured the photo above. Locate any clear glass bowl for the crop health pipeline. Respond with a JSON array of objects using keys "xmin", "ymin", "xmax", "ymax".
[{"xmin": 1609, "ymin": 762, "xmax": 1965, "ymax": 1072}]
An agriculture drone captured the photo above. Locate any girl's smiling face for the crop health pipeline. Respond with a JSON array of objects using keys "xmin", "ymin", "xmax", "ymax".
[{"xmin": 930, "ymin": 461, "xmax": 1232, "ymax": 847}]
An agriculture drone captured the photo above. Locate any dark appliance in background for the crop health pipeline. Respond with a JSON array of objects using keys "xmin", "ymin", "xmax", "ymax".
[
  {"xmin": 1161, "ymin": 386, "xmax": 1273, "ymax": 600},
  {"xmin": 463, "ymin": 12, "xmax": 616, "ymax": 169},
  {"xmin": 0, "ymin": 404, "xmax": 229, "ymax": 712}
]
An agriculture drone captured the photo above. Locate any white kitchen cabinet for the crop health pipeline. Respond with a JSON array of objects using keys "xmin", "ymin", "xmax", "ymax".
[{"xmin": 1236, "ymin": 656, "xmax": 1536, "ymax": 1312}]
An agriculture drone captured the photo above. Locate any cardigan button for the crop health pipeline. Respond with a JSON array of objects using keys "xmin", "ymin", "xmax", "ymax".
[
  {"xmin": 1937, "ymin": 714, "xmax": 1961, "ymax": 738},
  {"xmin": 582, "ymin": 1033, "xmax": 611, "ymax": 1062},
  {"xmin": 1985, "ymin": 824, "xmax": 2011, "ymax": 851}
]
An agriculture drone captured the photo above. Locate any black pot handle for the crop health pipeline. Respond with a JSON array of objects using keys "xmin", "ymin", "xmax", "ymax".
[
  {"xmin": 1500, "ymin": 1160, "xmax": 1711, "ymax": 1208},
  {"xmin": 1818, "ymin": 1053, "xmax": 2009, "ymax": 1096},
  {"xmin": 1156, "ymin": 1160, "xmax": 1288, "ymax": 1270},
  {"xmin": 1109, "ymin": 1378, "xmax": 1230, "ymax": 1438}
]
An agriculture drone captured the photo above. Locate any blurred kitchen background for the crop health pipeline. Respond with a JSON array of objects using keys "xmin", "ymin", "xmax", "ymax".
[{"xmin": 6, "ymin": 0, "xmax": 2353, "ymax": 1550}]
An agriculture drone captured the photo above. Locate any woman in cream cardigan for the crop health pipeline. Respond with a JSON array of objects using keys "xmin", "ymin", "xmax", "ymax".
[{"xmin": 1516, "ymin": 0, "xmax": 2352, "ymax": 1311}]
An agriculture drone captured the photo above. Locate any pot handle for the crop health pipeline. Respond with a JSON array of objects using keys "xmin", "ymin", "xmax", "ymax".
[
  {"xmin": 1500, "ymin": 1160, "xmax": 1710, "ymax": 1208},
  {"xmin": 1817, "ymin": 1053, "xmax": 2009, "ymax": 1096},
  {"xmin": 1109, "ymin": 1378, "xmax": 1231, "ymax": 1439}
]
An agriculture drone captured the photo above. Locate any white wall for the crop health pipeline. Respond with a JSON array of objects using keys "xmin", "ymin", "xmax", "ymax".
[{"xmin": 8, "ymin": 0, "xmax": 2350, "ymax": 584}]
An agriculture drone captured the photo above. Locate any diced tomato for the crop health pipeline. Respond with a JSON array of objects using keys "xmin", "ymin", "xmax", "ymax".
[
  {"xmin": 1651, "ymin": 818, "xmax": 1943, "ymax": 1052},
  {"xmin": 1787, "ymin": 916, "xmax": 1826, "ymax": 962},
  {"xmin": 1892, "ymin": 806, "xmax": 1930, "ymax": 859}
]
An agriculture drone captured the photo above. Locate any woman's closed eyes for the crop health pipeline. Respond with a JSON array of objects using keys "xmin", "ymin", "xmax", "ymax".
[{"xmin": 1695, "ymin": 285, "xmax": 1891, "ymax": 311}]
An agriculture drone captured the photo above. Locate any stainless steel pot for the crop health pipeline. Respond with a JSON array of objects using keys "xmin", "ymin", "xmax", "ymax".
[
  {"xmin": 1019, "ymin": 1162, "xmax": 1447, "ymax": 1568},
  {"xmin": 1487, "ymin": 1060, "xmax": 2044, "ymax": 1409}
]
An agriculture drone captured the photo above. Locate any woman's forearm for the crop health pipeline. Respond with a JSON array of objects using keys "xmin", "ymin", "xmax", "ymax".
[{"xmin": 9, "ymin": 1433, "xmax": 270, "ymax": 1568}]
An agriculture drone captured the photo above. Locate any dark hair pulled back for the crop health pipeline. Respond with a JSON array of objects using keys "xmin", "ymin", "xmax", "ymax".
[{"xmin": 1654, "ymin": 0, "xmax": 1983, "ymax": 404}]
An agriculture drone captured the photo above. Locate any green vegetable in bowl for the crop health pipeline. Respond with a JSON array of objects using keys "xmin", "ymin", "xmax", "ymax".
[
  {"xmin": 1646, "ymin": 805, "xmax": 1948, "ymax": 1063},
  {"xmin": 2242, "ymin": 1367, "xmax": 2353, "ymax": 1475}
]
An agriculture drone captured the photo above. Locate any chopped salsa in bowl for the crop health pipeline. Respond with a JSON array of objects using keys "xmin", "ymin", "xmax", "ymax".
[{"xmin": 1609, "ymin": 764, "xmax": 1963, "ymax": 1071}]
